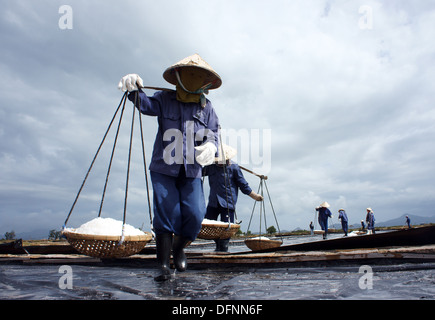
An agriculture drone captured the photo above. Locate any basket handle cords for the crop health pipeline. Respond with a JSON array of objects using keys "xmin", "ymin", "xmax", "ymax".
[
  {"xmin": 63, "ymin": 91, "xmax": 154, "ymax": 244},
  {"xmin": 119, "ymin": 91, "xmax": 154, "ymax": 245},
  {"xmin": 63, "ymin": 92, "xmax": 129, "ymax": 230}
]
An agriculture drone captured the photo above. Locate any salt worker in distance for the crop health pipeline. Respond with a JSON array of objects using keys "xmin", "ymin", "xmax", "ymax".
[
  {"xmin": 315, "ymin": 201, "xmax": 332, "ymax": 239},
  {"xmin": 118, "ymin": 54, "xmax": 221, "ymax": 281},
  {"xmin": 203, "ymin": 143, "xmax": 263, "ymax": 252}
]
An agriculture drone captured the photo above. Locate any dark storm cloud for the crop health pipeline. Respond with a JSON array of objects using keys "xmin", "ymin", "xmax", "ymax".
[{"xmin": 1, "ymin": 0, "xmax": 434, "ymax": 236}]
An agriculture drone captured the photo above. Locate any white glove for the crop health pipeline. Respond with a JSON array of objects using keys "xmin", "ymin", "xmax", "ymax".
[
  {"xmin": 118, "ymin": 74, "xmax": 144, "ymax": 92},
  {"xmin": 195, "ymin": 142, "xmax": 217, "ymax": 166}
]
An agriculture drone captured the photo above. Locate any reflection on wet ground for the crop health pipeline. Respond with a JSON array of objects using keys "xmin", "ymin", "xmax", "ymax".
[
  {"xmin": 1, "ymin": 233, "xmax": 434, "ymax": 300},
  {"xmin": 1, "ymin": 262, "xmax": 434, "ymax": 300}
]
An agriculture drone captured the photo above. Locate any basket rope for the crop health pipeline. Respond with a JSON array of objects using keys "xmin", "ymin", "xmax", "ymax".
[
  {"xmin": 245, "ymin": 176, "xmax": 283, "ymax": 250},
  {"xmin": 62, "ymin": 92, "xmax": 155, "ymax": 257}
]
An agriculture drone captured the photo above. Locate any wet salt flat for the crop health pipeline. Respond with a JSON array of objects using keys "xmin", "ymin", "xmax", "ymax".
[
  {"xmin": 1, "ymin": 233, "xmax": 434, "ymax": 301},
  {"xmin": 1, "ymin": 262, "xmax": 434, "ymax": 300}
]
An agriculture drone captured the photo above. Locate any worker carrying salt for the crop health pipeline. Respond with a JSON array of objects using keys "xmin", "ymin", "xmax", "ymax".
[
  {"xmin": 203, "ymin": 144, "xmax": 263, "ymax": 252},
  {"xmin": 118, "ymin": 54, "xmax": 221, "ymax": 281},
  {"xmin": 316, "ymin": 202, "xmax": 332, "ymax": 239},
  {"xmin": 405, "ymin": 215, "xmax": 412, "ymax": 229},
  {"xmin": 366, "ymin": 208, "xmax": 376, "ymax": 234},
  {"xmin": 338, "ymin": 208, "xmax": 349, "ymax": 237}
]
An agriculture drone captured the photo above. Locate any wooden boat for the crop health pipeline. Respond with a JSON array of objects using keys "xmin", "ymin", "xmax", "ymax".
[{"xmin": 245, "ymin": 225, "xmax": 435, "ymax": 254}]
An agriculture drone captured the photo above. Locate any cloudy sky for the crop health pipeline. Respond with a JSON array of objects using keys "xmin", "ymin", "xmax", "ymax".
[{"xmin": 1, "ymin": 0, "xmax": 435, "ymax": 237}]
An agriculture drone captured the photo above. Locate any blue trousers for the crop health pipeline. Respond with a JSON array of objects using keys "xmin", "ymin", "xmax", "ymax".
[
  {"xmin": 150, "ymin": 169, "xmax": 206, "ymax": 241},
  {"xmin": 341, "ymin": 221, "xmax": 348, "ymax": 235},
  {"xmin": 319, "ymin": 219, "xmax": 328, "ymax": 232},
  {"xmin": 205, "ymin": 204, "xmax": 235, "ymax": 223},
  {"xmin": 205, "ymin": 205, "xmax": 235, "ymax": 243}
]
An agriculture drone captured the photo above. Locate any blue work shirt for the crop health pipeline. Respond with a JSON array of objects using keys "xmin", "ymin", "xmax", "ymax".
[
  {"xmin": 316, "ymin": 207, "xmax": 332, "ymax": 230},
  {"xmin": 338, "ymin": 210, "xmax": 348, "ymax": 223},
  {"xmin": 366, "ymin": 211, "xmax": 375, "ymax": 229},
  {"xmin": 129, "ymin": 90, "xmax": 219, "ymax": 178},
  {"xmin": 204, "ymin": 163, "xmax": 252, "ymax": 210}
]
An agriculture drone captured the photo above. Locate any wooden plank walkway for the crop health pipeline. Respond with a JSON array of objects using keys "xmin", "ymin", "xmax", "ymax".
[{"xmin": 2, "ymin": 244, "xmax": 435, "ymax": 269}]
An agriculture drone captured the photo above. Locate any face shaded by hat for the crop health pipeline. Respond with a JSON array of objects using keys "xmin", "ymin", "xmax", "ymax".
[
  {"xmin": 174, "ymin": 67, "xmax": 212, "ymax": 105},
  {"xmin": 163, "ymin": 53, "xmax": 222, "ymax": 90},
  {"xmin": 163, "ymin": 54, "xmax": 221, "ymax": 107},
  {"xmin": 163, "ymin": 53, "xmax": 222, "ymax": 108}
]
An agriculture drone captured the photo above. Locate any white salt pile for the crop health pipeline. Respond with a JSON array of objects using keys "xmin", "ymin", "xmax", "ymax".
[
  {"xmin": 250, "ymin": 236, "xmax": 270, "ymax": 241},
  {"xmin": 202, "ymin": 219, "xmax": 238, "ymax": 225},
  {"xmin": 65, "ymin": 217, "xmax": 145, "ymax": 236}
]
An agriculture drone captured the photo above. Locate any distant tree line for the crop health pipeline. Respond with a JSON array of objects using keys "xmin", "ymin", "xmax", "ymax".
[
  {"xmin": 241, "ymin": 225, "xmax": 277, "ymax": 236},
  {"xmin": 2, "ymin": 230, "xmax": 63, "ymax": 240},
  {"xmin": 3, "ymin": 231, "xmax": 16, "ymax": 240}
]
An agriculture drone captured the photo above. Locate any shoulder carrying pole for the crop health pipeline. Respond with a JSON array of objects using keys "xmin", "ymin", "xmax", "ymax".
[{"xmin": 238, "ymin": 165, "xmax": 268, "ymax": 180}]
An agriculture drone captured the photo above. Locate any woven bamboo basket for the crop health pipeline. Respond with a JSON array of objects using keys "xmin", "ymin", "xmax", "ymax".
[
  {"xmin": 244, "ymin": 238, "xmax": 282, "ymax": 251},
  {"xmin": 197, "ymin": 223, "xmax": 240, "ymax": 240},
  {"xmin": 62, "ymin": 230, "xmax": 152, "ymax": 258}
]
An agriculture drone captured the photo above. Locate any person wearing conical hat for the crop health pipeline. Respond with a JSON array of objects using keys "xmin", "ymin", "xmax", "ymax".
[
  {"xmin": 203, "ymin": 144, "xmax": 263, "ymax": 252},
  {"xmin": 365, "ymin": 208, "xmax": 376, "ymax": 234},
  {"xmin": 118, "ymin": 54, "xmax": 221, "ymax": 281},
  {"xmin": 338, "ymin": 208, "xmax": 348, "ymax": 237},
  {"xmin": 315, "ymin": 202, "xmax": 332, "ymax": 239}
]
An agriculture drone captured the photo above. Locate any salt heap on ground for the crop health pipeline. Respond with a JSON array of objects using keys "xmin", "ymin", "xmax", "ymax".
[{"xmin": 66, "ymin": 217, "xmax": 145, "ymax": 236}]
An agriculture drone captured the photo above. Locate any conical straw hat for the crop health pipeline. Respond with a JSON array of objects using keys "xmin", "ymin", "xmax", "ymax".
[
  {"xmin": 215, "ymin": 144, "xmax": 237, "ymax": 163},
  {"xmin": 320, "ymin": 201, "xmax": 330, "ymax": 208},
  {"xmin": 163, "ymin": 53, "xmax": 222, "ymax": 89}
]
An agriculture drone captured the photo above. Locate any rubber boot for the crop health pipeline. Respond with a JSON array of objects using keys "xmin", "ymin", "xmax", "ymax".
[
  {"xmin": 217, "ymin": 239, "xmax": 230, "ymax": 252},
  {"xmin": 213, "ymin": 239, "xmax": 230, "ymax": 252},
  {"xmin": 154, "ymin": 233, "xmax": 173, "ymax": 282},
  {"xmin": 214, "ymin": 239, "xmax": 221, "ymax": 252},
  {"xmin": 172, "ymin": 235, "xmax": 189, "ymax": 272}
]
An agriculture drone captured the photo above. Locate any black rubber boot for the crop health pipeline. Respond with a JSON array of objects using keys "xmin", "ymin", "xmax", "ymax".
[
  {"xmin": 172, "ymin": 235, "xmax": 189, "ymax": 272},
  {"xmin": 154, "ymin": 233, "xmax": 173, "ymax": 282},
  {"xmin": 214, "ymin": 239, "xmax": 221, "ymax": 252},
  {"xmin": 218, "ymin": 239, "xmax": 230, "ymax": 252}
]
